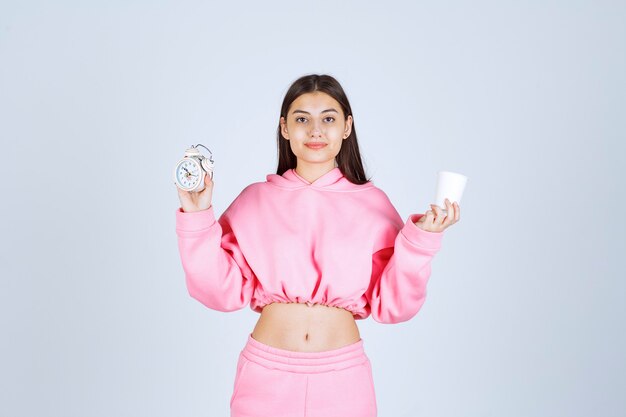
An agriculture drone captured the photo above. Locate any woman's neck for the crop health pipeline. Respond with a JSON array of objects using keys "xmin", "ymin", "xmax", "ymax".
[{"xmin": 294, "ymin": 161, "xmax": 337, "ymax": 184}]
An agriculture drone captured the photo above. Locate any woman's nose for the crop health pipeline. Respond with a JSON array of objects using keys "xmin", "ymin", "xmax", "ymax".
[{"xmin": 310, "ymin": 120, "xmax": 323, "ymax": 136}]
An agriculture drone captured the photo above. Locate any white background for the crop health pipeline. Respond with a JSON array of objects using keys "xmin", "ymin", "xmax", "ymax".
[{"xmin": 1, "ymin": 1, "xmax": 624, "ymax": 416}]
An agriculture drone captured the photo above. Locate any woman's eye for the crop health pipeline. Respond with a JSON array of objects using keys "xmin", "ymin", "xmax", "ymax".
[
  {"xmin": 324, "ymin": 117, "xmax": 335, "ymax": 122},
  {"xmin": 296, "ymin": 117, "xmax": 306, "ymax": 123}
]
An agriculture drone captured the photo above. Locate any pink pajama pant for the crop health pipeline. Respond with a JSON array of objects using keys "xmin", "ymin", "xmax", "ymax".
[{"xmin": 230, "ymin": 333, "xmax": 377, "ymax": 417}]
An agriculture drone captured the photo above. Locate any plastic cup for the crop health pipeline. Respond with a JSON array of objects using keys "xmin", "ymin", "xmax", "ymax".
[{"xmin": 435, "ymin": 171, "xmax": 468, "ymax": 215}]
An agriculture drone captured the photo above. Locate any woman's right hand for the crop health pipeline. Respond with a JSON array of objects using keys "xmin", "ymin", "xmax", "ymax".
[{"xmin": 176, "ymin": 172, "xmax": 214, "ymax": 213}]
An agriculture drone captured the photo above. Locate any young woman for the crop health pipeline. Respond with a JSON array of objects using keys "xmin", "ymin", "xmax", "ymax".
[{"xmin": 175, "ymin": 74, "xmax": 460, "ymax": 417}]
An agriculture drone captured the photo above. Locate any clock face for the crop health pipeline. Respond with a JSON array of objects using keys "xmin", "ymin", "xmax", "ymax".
[{"xmin": 176, "ymin": 158, "xmax": 202, "ymax": 189}]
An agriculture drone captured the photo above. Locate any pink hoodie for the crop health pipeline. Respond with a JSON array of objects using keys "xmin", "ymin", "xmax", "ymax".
[{"xmin": 175, "ymin": 167, "xmax": 444, "ymax": 324}]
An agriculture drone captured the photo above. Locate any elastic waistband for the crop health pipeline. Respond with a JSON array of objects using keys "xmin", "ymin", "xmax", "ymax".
[{"xmin": 241, "ymin": 333, "xmax": 368, "ymax": 373}]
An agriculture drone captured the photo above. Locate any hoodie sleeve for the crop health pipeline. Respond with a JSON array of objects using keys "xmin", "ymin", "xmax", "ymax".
[
  {"xmin": 175, "ymin": 201, "xmax": 256, "ymax": 312},
  {"xmin": 366, "ymin": 205, "xmax": 444, "ymax": 324}
]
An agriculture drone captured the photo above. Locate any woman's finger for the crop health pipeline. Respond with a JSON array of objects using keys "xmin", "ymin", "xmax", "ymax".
[
  {"xmin": 424, "ymin": 210, "xmax": 434, "ymax": 226},
  {"xmin": 443, "ymin": 198, "xmax": 455, "ymax": 225},
  {"xmin": 430, "ymin": 204, "xmax": 445, "ymax": 226},
  {"xmin": 424, "ymin": 210, "xmax": 437, "ymax": 231}
]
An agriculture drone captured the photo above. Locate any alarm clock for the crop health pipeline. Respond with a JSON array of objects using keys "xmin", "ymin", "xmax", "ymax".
[{"xmin": 173, "ymin": 144, "xmax": 214, "ymax": 192}]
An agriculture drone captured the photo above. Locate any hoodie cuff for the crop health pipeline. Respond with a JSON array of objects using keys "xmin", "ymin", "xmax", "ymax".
[
  {"xmin": 400, "ymin": 213, "xmax": 444, "ymax": 250},
  {"xmin": 175, "ymin": 206, "xmax": 217, "ymax": 232}
]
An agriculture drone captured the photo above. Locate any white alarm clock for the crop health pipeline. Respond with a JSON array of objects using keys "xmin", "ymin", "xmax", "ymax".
[{"xmin": 173, "ymin": 144, "xmax": 214, "ymax": 192}]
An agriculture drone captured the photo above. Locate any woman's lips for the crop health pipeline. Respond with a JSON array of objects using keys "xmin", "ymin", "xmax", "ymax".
[{"xmin": 305, "ymin": 142, "xmax": 327, "ymax": 149}]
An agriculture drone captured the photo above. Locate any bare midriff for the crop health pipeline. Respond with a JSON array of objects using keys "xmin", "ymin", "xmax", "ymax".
[{"xmin": 251, "ymin": 302, "xmax": 361, "ymax": 352}]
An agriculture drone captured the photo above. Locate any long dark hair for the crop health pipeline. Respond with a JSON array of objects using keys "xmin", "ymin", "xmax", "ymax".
[{"xmin": 276, "ymin": 74, "xmax": 370, "ymax": 185}]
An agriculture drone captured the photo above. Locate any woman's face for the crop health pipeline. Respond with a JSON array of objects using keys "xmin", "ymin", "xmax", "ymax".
[{"xmin": 280, "ymin": 91, "xmax": 352, "ymax": 169}]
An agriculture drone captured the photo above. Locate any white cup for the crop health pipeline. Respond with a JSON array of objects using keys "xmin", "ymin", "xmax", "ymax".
[{"xmin": 435, "ymin": 171, "xmax": 468, "ymax": 215}]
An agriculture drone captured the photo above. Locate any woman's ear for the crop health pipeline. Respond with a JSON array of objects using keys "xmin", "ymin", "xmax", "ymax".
[
  {"xmin": 343, "ymin": 115, "xmax": 353, "ymax": 139},
  {"xmin": 280, "ymin": 116, "xmax": 289, "ymax": 140}
]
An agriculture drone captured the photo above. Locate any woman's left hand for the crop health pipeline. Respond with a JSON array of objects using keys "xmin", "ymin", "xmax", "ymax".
[{"xmin": 414, "ymin": 198, "xmax": 460, "ymax": 233}]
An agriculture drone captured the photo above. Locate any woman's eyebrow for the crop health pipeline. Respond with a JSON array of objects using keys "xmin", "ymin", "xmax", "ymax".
[{"xmin": 292, "ymin": 108, "xmax": 339, "ymax": 115}]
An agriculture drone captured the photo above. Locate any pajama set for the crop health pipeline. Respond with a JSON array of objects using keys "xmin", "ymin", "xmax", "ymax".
[{"xmin": 175, "ymin": 167, "xmax": 445, "ymax": 417}]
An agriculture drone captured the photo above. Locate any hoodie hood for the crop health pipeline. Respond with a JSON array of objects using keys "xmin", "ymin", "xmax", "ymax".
[{"xmin": 266, "ymin": 167, "xmax": 373, "ymax": 191}]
